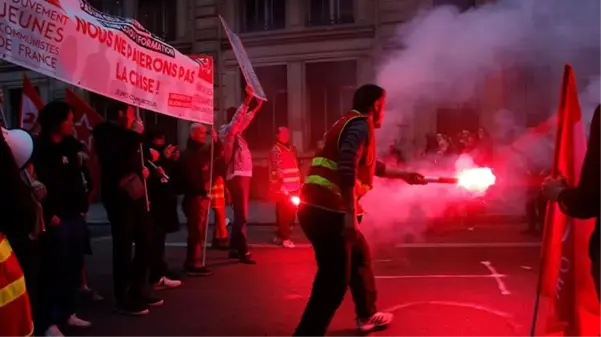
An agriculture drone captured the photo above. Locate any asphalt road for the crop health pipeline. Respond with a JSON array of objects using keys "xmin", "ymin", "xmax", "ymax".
[{"xmin": 71, "ymin": 223, "xmax": 541, "ymax": 336}]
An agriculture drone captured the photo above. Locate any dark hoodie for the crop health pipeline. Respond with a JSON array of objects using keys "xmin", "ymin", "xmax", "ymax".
[
  {"xmin": 33, "ymin": 135, "xmax": 88, "ymax": 223},
  {"xmin": 92, "ymin": 122, "xmax": 144, "ymax": 200},
  {"xmin": 179, "ymin": 139, "xmax": 213, "ymax": 196}
]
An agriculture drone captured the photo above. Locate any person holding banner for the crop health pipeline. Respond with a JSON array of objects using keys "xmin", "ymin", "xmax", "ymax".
[
  {"xmin": 542, "ymin": 105, "xmax": 600, "ymax": 299},
  {"xmin": 219, "ymin": 86, "xmax": 263, "ymax": 264},
  {"xmin": 93, "ymin": 103, "xmax": 161, "ymax": 316}
]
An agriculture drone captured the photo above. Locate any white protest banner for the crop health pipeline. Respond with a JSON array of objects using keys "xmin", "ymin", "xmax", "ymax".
[
  {"xmin": 0, "ymin": 0, "xmax": 214, "ymax": 125},
  {"xmin": 219, "ymin": 16, "xmax": 267, "ymax": 101}
]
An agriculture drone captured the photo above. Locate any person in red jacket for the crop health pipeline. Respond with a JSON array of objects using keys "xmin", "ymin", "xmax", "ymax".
[
  {"xmin": 269, "ymin": 127, "xmax": 302, "ymax": 248},
  {"xmin": 294, "ymin": 84, "xmax": 426, "ymax": 336}
]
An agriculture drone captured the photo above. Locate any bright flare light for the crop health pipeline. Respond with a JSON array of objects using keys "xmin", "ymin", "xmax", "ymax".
[
  {"xmin": 291, "ymin": 196, "xmax": 300, "ymax": 206},
  {"xmin": 456, "ymin": 167, "xmax": 496, "ymax": 192}
]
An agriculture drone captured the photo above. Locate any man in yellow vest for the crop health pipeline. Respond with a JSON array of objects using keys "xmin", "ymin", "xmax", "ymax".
[
  {"xmin": 293, "ymin": 84, "xmax": 426, "ymax": 336},
  {"xmin": 269, "ymin": 127, "xmax": 302, "ymax": 248}
]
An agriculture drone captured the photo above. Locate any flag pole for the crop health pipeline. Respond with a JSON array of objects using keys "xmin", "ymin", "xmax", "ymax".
[
  {"xmin": 202, "ymin": 126, "xmax": 215, "ymax": 268},
  {"xmin": 528, "ymin": 65, "xmax": 570, "ymax": 336},
  {"xmin": 135, "ymin": 106, "xmax": 150, "ymax": 212}
]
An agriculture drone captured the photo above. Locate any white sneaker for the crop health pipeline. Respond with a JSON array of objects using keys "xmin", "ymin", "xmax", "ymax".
[
  {"xmin": 154, "ymin": 276, "xmax": 182, "ymax": 290},
  {"xmin": 67, "ymin": 314, "xmax": 92, "ymax": 328},
  {"xmin": 356, "ymin": 312, "xmax": 393, "ymax": 332},
  {"xmin": 282, "ymin": 240, "xmax": 296, "ymax": 248},
  {"xmin": 45, "ymin": 325, "xmax": 64, "ymax": 337}
]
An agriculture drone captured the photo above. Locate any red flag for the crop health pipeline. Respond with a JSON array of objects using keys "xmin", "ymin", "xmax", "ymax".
[
  {"xmin": 19, "ymin": 73, "xmax": 44, "ymax": 131},
  {"xmin": 539, "ymin": 64, "xmax": 600, "ymax": 336},
  {"xmin": 65, "ymin": 87, "xmax": 104, "ymax": 201}
]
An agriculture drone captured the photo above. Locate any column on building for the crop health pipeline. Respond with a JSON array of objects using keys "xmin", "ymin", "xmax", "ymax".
[
  {"xmin": 122, "ymin": 0, "xmax": 137, "ymax": 17},
  {"xmin": 286, "ymin": 62, "xmax": 304, "ymax": 153},
  {"xmin": 176, "ymin": 0, "xmax": 188, "ymax": 38},
  {"xmin": 286, "ymin": 0, "xmax": 303, "ymax": 29}
]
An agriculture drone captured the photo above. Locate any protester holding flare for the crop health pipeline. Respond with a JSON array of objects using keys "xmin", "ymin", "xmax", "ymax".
[{"xmin": 294, "ymin": 84, "xmax": 426, "ymax": 336}]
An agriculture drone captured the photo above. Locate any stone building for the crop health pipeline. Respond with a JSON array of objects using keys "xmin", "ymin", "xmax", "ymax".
[{"xmin": 4, "ymin": 0, "xmax": 548, "ymax": 197}]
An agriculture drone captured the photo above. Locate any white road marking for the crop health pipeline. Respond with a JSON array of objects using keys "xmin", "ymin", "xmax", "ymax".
[
  {"xmin": 394, "ymin": 242, "xmax": 540, "ymax": 248},
  {"xmin": 520, "ymin": 265, "xmax": 533, "ymax": 270},
  {"xmin": 376, "ymin": 274, "xmax": 507, "ymax": 279},
  {"xmin": 90, "ymin": 237, "xmax": 540, "ymax": 250},
  {"xmin": 480, "ymin": 261, "xmax": 511, "ymax": 295},
  {"xmin": 382, "ymin": 301, "xmax": 520, "ymax": 331}
]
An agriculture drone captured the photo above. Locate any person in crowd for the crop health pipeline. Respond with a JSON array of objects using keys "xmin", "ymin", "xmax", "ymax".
[
  {"xmin": 0, "ymin": 123, "xmax": 38, "ymax": 337},
  {"xmin": 145, "ymin": 129, "xmax": 182, "ymax": 290},
  {"xmin": 424, "ymin": 133, "xmax": 438, "ymax": 155},
  {"xmin": 476, "ymin": 127, "xmax": 494, "ymax": 164},
  {"xmin": 523, "ymin": 164, "xmax": 548, "ymax": 236},
  {"xmin": 93, "ymin": 103, "xmax": 160, "ymax": 316},
  {"xmin": 33, "ymin": 101, "xmax": 92, "ymax": 336},
  {"xmin": 78, "ymin": 151, "xmax": 104, "ymax": 302},
  {"xmin": 219, "ymin": 86, "xmax": 263, "ymax": 264},
  {"xmin": 294, "ymin": 84, "xmax": 426, "ymax": 335},
  {"xmin": 180, "ymin": 123, "xmax": 216, "ymax": 276},
  {"xmin": 269, "ymin": 126, "xmax": 302, "ymax": 248},
  {"xmin": 208, "ymin": 126, "xmax": 229, "ymax": 250},
  {"xmin": 542, "ymin": 105, "xmax": 600, "ymax": 300}
]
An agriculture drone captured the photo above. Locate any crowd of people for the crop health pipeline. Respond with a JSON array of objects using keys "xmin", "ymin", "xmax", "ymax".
[
  {"xmin": 0, "ymin": 86, "xmax": 275, "ymax": 336},
  {"xmin": 0, "ymin": 84, "xmax": 598, "ymax": 336}
]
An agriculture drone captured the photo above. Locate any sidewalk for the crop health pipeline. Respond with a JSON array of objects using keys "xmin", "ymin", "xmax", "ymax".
[{"xmin": 87, "ymin": 201, "xmax": 526, "ymax": 226}]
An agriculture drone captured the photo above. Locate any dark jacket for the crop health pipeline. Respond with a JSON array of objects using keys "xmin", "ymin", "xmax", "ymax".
[
  {"xmin": 33, "ymin": 135, "xmax": 89, "ymax": 223},
  {"xmin": 0, "ymin": 130, "xmax": 37, "ymax": 238},
  {"xmin": 557, "ymin": 106, "xmax": 600, "ymax": 262},
  {"xmin": 92, "ymin": 122, "xmax": 144, "ymax": 201},
  {"xmin": 179, "ymin": 139, "xmax": 213, "ymax": 197},
  {"xmin": 147, "ymin": 144, "xmax": 180, "ymax": 232}
]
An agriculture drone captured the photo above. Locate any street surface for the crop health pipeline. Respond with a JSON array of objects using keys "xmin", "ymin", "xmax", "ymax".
[{"xmin": 73, "ymin": 222, "xmax": 541, "ymax": 336}]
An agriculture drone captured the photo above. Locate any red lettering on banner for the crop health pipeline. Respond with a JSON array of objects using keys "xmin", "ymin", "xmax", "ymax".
[
  {"xmin": 0, "ymin": 2, "xmax": 65, "ymax": 43},
  {"xmin": 115, "ymin": 62, "xmax": 161, "ymax": 95},
  {"xmin": 75, "ymin": 16, "xmax": 198, "ymax": 84}
]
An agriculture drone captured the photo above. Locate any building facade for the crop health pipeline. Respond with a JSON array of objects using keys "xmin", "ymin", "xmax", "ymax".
[{"xmin": 4, "ymin": 0, "xmax": 542, "ymax": 198}]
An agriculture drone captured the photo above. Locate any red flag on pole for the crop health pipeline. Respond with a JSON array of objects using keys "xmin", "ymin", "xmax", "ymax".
[
  {"xmin": 65, "ymin": 87, "xmax": 104, "ymax": 201},
  {"xmin": 19, "ymin": 73, "xmax": 44, "ymax": 131},
  {"xmin": 539, "ymin": 64, "xmax": 600, "ymax": 336}
]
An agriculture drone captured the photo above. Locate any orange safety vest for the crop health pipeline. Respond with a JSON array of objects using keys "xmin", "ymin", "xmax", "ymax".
[
  {"xmin": 209, "ymin": 176, "xmax": 226, "ymax": 208},
  {"xmin": 269, "ymin": 142, "xmax": 302, "ymax": 192},
  {"xmin": 0, "ymin": 233, "xmax": 34, "ymax": 337},
  {"xmin": 302, "ymin": 110, "xmax": 376, "ymax": 214}
]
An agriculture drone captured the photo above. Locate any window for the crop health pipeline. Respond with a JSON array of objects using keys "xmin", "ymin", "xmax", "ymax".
[
  {"xmin": 238, "ymin": 65, "xmax": 288, "ymax": 151},
  {"xmin": 433, "ymin": 0, "xmax": 476, "ymax": 12},
  {"xmin": 239, "ymin": 0, "xmax": 286, "ymax": 32},
  {"xmin": 138, "ymin": 0, "xmax": 177, "ymax": 41},
  {"xmin": 305, "ymin": 60, "xmax": 357, "ymax": 150},
  {"xmin": 307, "ymin": 0, "xmax": 354, "ymax": 26},
  {"xmin": 87, "ymin": 0, "xmax": 123, "ymax": 16}
]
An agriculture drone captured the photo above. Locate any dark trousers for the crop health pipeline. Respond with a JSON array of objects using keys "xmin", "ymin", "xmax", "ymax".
[
  {"xmin": 275, "ymin": 195, "xmax": 297, "ymax": 240},
  {"xmin": 104, "ymin": 199, "xmax": 151, "ymax": 305},
  {"xmin": 228, "ymin": 176, "xmax": 251, "ymax": 254},
  {"xmin": 149, "ymin": 221, "xmax": 167, "ymax": 283},
  {"xmin": 294, "ymin": 205, "xmax": 377, "ymax": 336},
  {"xmin": 38, "ymin": 216, "xmax": 87, "ymax": 330},
  {"xmin": 183, "ymin": 196, "xmax": 210, "ymax": 268},
  {"xmin": 526, "ymin": 193, "xmax": 546, "ymax": 232}
]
